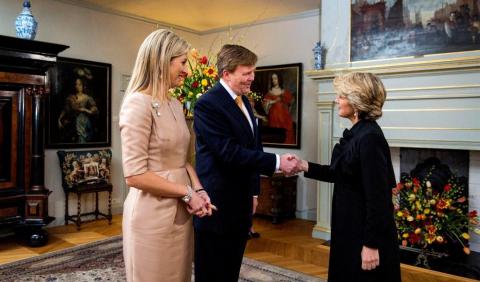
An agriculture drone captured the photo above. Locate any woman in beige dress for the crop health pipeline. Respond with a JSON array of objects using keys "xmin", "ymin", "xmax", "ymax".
[{"xmin": 119, "ymin": 29, "xmax": 213, "ymax": 282}]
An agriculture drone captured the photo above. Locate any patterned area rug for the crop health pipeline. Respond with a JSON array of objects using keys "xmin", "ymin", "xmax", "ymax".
[{"xmin": 0, "ymin": 236, "xmax": 324, "ymax": 282}]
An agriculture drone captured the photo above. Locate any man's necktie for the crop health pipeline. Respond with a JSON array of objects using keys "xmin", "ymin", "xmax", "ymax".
[{"xmin": 235, "ymin": 95, "xmax": 249, "ymax": 120}]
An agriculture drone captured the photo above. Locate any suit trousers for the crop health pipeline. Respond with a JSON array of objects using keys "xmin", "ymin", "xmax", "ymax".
[{"xmin": 194, "ymin": 228, "xmax": 248, "ymax": 282}]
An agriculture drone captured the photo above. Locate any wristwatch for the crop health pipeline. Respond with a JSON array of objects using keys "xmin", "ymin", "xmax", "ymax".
[{"xmin": 181, "ymin": 185, "xmax": 193, "ymax": 203}]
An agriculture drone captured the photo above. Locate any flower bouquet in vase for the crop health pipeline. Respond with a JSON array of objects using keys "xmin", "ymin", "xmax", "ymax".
[
  {"xmin": 393, "ymin": 159, "xmax": 480, "ymax": 268},
  {"xmin": 171, "ymin": 48, "xmax": 218, "ymax": 117}
]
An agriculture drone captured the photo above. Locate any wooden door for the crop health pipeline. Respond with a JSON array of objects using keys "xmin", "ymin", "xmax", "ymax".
[
  {"xmin": 0, "ymin": 89, "xmax": 24, "ymax": 222},
  {"xmin": 0, "ymin": 90, "xmax": 18, "ymax": 191}
]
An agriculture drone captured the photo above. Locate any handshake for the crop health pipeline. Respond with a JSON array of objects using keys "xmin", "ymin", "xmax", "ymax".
[{"xmin": 279, "ymin": 154, "xmax": 308, "ymax": 176}]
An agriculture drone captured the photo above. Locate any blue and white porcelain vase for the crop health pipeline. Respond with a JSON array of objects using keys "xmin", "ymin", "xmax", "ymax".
[
  {"xmin": 312, "ymin": 42, "xmax": 325, "ymax": 70},
  {"xmin": 15, "ymin": 0, "xmax": 38, "ymax": 40}
]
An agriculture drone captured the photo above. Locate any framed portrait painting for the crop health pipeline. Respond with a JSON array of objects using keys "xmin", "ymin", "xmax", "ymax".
[
  {"xmin": 251, "ymin": 63, "xmax": 302, "ymax": 149},
  {"xmin": 351, "ymin": 0, "xmax": 480, "ymax": 61},
  {"xmin": 46, "ymin": 57, "xmax": 111, "ymax": 148}
]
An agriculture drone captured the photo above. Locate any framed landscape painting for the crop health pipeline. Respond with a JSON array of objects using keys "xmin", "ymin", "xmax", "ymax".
[
  {"xmin": 46, "ymin": 57, "xmax": 111, "ymax": 148},
  {"xmin": 250, "ymin": 63, "xmax": 302, "ymax": 149},
  {"xmin": 351, "ymin": 0, "xmax": 480, "ymax": 61}
]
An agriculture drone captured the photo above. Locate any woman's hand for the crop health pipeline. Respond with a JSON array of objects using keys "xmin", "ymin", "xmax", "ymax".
[
  {"xmin": 298, "ymin": 159, "xmax": 309, "ymax": 172},
  {"xmin": 196, "ymin": 190, "xmax": 217, "ymax": 216},
  {"xmin": 186, "ymin": 192, "xmax": 207, "ymax": 217},
  {"xmin": 361, "ymin": 246, "xmax": 379, "ymax": 271},
  {"xmin": 187, "ymin": 190, "xmax": 217, "ymax": 217}
]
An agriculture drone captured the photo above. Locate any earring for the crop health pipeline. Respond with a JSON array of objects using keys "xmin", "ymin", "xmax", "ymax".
[{"xmin": 354, "ymin": 111, "xmax": 358, "ymax": 117}]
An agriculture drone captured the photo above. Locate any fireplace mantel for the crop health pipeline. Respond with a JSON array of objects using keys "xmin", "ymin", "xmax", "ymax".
[
  {"xmin": 305, "ymin": 56, "xmax": 480, "ymax": 79},
  {"xmin": 306, "ymin": 56, "xmax": 480, "ymax": 241}
]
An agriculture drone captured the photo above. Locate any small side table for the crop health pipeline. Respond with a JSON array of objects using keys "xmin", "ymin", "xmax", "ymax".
[
  {"xmin": 256, "ymin": 173, "xmax": 297, "ymax": 223},
  {"xmin": 65, "ymin": 182, "xmax": 113, "ymax": 230}
]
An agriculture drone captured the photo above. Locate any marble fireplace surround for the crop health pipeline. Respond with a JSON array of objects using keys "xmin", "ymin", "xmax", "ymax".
[{"xmin": 306, "ymin": 56, "xmax": 480, "ymax": 252}]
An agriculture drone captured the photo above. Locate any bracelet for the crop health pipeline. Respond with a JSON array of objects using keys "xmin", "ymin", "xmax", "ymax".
[
  {"xmin": 253, "ymin": 195, "xmax": 259, "ymax": 198},
  {"xmin": 195, "ymin": 188, "xmax": 205, "ymax": 193},
  {"xmin": 181, "ymin": 185, "xmax": 193, "ymax": 203}
]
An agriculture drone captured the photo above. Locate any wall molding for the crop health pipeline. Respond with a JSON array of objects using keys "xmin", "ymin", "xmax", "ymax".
[{"xmin": 305, "ymin": 56, "xmax": 480, "ymax": 79}]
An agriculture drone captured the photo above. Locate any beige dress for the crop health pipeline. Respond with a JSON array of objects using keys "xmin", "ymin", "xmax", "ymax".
[{"xmin": 119, "ymin": 92, "xmax": 193, "ymax": 282}]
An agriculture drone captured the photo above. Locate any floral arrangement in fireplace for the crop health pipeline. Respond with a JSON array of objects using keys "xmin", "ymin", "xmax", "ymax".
[{"xmin": 393, "ymin": 166, "xmax": 480, "ymax": 255}]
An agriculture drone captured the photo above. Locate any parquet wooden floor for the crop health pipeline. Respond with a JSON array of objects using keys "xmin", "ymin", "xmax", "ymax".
[
  {"xmin": 0, "ymin": 215, "xmax": 477, "ymax": 281},
  {"xmin": 245, "ymin": 216, "xmax": 329, "ymax": 279},
  {"xmin": 245, "ymin": 217, "xmax": 478, "ymax": 282},
  {"xmin": 0, "ymin": 215, "xmax": 122, "ymax": 264}
]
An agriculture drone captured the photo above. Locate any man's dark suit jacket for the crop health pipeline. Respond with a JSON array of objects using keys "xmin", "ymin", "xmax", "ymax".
[{"xmin": 193, "ymin": 82, "xmax": 276, "ymax": 234}]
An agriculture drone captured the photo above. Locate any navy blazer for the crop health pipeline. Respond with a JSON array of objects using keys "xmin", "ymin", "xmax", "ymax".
[{"xmin": 193, "ymin": 82, "xmax": 276, "ymax": 234}]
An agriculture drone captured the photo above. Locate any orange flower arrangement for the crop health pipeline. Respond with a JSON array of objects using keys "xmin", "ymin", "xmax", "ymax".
[{"xmin": 393, "ymin": 167, "xmax": 480, "ymax": 255}]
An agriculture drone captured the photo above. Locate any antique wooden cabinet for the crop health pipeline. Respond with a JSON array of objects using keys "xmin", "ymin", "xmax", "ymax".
[
  {"xmin": 256, "ymin": 173, "xmax": 298, "ymax": 223},
  {"xmin": 0, "ymin": 35, "xmax": 68, "ymax": 246}
]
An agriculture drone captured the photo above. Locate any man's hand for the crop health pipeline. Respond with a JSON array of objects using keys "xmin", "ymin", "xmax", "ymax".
[
  {"xmin": 361, "ymin": 246, "xmax": 380, "ymax": 271},
  {"xmin": 280, "ymin": 154, "xmax": 299, "ymax": 176},
  {"xmin": 252, "ymin": 196, "xmax": 258, "ymax": 215}
]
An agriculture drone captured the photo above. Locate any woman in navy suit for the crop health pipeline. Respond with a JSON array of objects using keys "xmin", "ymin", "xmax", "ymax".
[{"xmin": 298, "ymin": 72, "xmax": 401, "ymax": 282}]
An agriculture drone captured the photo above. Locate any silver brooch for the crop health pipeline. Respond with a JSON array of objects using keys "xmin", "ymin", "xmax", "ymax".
[{"xmin": 151, "ymin": 101, "xmax": 161, "ymax": 117}]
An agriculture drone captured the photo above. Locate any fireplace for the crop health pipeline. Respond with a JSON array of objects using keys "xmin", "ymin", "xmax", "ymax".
[
  {"xmin": 306, "ymin": 56, "xmax": 480, "ymax": 253},
  {"xmin": 394, "ymin": 148, "xmax": 479, "ymax": 253},
  {"xmin": 396, "ymin": 149, "xmax": 470, "ymax": 250},
  {"xmin": 400, "ymin": 149, "xmax": 469, "ymax": 179}
]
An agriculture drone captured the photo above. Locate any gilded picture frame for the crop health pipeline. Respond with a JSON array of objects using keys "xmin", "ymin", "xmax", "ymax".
[
  {"xmin": 251, "ymin": 63, "xmax": 302, "ymax": 149},
  {"xmin": 351, "ymin": 0, "xmax": 480, "ymax": 61}
]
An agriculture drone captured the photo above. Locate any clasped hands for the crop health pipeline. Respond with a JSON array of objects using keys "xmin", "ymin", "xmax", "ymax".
[
  {"xmin": 279, "ymin": 154, "xmax": 308, "ymax": 176},
  {"xmin": 186, "ymin": 190, "xmax": 217, "ymax": 218}
]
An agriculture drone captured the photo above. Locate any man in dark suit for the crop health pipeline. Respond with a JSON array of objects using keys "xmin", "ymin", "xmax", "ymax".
[{"xmin": 193, "ymin": 44, "xmax": 298, "ymax": 282}]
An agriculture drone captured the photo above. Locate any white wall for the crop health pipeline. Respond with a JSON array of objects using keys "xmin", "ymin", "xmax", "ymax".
[
  {"xmin": 196, "ymin": 13, "xmax": 320, "ymax": 220},
  {"xmin": 0, "ymin": 0, "xmax": 200, "ymax": 226}
]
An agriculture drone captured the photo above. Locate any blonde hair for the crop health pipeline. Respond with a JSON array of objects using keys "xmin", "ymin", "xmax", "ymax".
[
  {"xmin": 125, "ymin": 29, "xmax": 190, "ymax": 102},
  {"xmin": 333, "ymin": 72, "xmax": 386, "ymax": 120}
]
